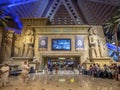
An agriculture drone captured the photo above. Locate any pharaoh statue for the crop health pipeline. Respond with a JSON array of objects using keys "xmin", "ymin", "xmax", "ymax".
[
  {"xmin": 98, "ymin": 39, "xmax": 104, "ymax": 57},
  {"xmin": 22, "ymin": 29, "xmax": 34, "ymax": 57},
  {"xmin": 89, "ymin": 29, "xmax": 104, "ymax": 58},
  {"xmin": 14, "ymin": 34, "xmax": 22, "ymax": 56}
]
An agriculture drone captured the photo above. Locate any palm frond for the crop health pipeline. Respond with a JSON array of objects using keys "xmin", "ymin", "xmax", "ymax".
[
  {"xmin": 114, "ymin": 18, "xmax": 120, "ymax": 23},
  {"xmin": 113, "ymin": 15, "xmax": 120, "ymax": 19},
  {"xmin": 0, "ymin": 19, "xmax": 7, "ymax": 27}
]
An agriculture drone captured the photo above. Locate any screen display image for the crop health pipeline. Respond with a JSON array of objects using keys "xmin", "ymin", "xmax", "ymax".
[{"xmin": 52, "ymin": 39, "xmax": 71, "ymax": 50}]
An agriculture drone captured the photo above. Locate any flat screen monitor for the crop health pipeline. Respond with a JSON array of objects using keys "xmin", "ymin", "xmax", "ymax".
[{"xmin": 52, "ymin": 39, "xmax": 71, "ymax": 51}]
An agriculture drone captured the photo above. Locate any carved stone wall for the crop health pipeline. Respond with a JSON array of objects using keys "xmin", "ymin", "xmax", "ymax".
[
  {"xmin": 0, "ymin": 18, "xmax": 109, "ymax": 67},
  {"xmin": 0, "ymin": 27, "xmax": 3, "ymax": 51},
  {"xmin": 33, "ymin": 25, "xmax": 90, "ymax": 65},
  {"xmin": 0, "ymin": 30, "xmax": 14, "ymax": 63}
]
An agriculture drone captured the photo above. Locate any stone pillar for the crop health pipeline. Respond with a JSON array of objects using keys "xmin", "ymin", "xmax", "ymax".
[
  {"xmin": 2, "ymin": 31, "xmax": 14, "ymax": 62},
  {"xmin": 0, "ymin": 27, "xmax": 3, "ymax": 51}
]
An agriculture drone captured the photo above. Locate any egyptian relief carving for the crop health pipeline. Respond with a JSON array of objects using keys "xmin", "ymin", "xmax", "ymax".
[
  {"xmin": 2, "ymin": 31, "xmax": 13, "ymax": 61},
  {"xmin": 13, "ymin": 28, "xmax": 35, "ymax": 58},
  {"xmin": 14, "ymin": 34, "xmax": 22, "ymax": 57}
]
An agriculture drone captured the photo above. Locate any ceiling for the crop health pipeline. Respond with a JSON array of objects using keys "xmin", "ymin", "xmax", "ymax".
[{"xmin": 0, "ymin": 0, "xmax": 120, "ymax": 25}]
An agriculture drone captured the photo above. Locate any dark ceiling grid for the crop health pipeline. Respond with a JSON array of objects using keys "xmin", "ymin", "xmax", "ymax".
[
  {"xmin": 77, "ymin": 0, "xmax": 92, "ymax": 24},
  {"xmin": 13, "ymin": 4, "xmax": 24, "ymax": 18},
  {"xmin": 12, "ymin": 7, "xmax": 23, "ymax": 17},
  {"xmin": 52, "ymin": 4, "xmax": 75, "ymax": 25},
  {"xmin": 49, "ymin": 1, "xmax": 61, "ymax": 21},
  {"xmin": 71, "ymin": 0, "xmax": 88, "ymax": 24},
  {"xmin": 99, "ymin": 6, "xmax": 118, "ymax": 24},
  {"xmin": 41, "ymin": 0, "xmax": 54, "ymax": 17},
  {"xmin": 31, "ymin": 1, "xmax": 43, "ymax": 17},
  {"xmin": 32, "ymin": 1, "xmax": 41, "ymax": 17},
  {"xmin": 90, "ymin": 2, "xmax": 99, "ymax": 15},
  {"xmin": 0, "ymin": 0, "xmax": 119, "ymax": 25},
  {"xmin": 8, "ymin": 7, "xmax": 19, "ymax": 17},
  {"xmin": 78, "ymin": 0, "xmax": 119, "ymax": 25},
  {"xmin": 26, "ymin": 3, "xmax": 35, "ymax": 17},
  {"xmin": 33, "ymin": 0, "xmax": 47, "ymax": 17},
  {"xmin": 88, "ymin": 2, "xmax": 96, "ymax": 12},
  {"xmin": 65, "ymin": 0, "xmax": 84, "ymax": 24},
  {"xmin": 45, "ymin": 0, "xmax": 60, "ymax": 20},
  {"xmin": 88, "ymin": 0, "xmax": 120, "ymax": 6},
  {"xmin": 93, "ymin": 4, "xmax": 105, "ymax": 23},
  {"xmin": 94, "ymin": 4, "xmax": 107, "ymax": 24},
  {"xmin": 17, "ymin": 5, "xmax": 28, "ymax": 17},
  {"xmin": 22, "ymin": 4, "xmax": 31, "ymax": 17},
  {"xmin": 97, "ymin": 5, "xmax": 112, "ymax": 24},
  {"xmin": 86, "ymin": 1, "xmax": 99, "ymax": 24},
  {"xmin": 89, "ymin": 3, "xmax": 101, "ymax": 24},
  {"xmin": 62, "ymin": 0, "xmax": 78, "ymax": 24},
  {"xmin": 99, "ymin": 5, "xmax": 112, "ymax": 23}
]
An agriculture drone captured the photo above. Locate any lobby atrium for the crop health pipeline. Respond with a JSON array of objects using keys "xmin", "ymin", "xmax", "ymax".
[{"xmin": 0, "ymin": 0, "xmax": 120, "ymax": 90}]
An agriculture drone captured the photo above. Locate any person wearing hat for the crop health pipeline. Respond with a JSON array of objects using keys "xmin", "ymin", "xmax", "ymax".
[{"xmin": 0, "ymin": 62, "xmax": 10, "ymax": 86}]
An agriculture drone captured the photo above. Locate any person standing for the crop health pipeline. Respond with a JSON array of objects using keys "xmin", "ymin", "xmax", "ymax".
[
  {"xmin": 21, "ymin": 61, "xmax": 30, "ymax": 83},
  {"xmin": 77, "ymin": 63, "xmax": 81, "ymax": 75},
  {"xmin": 0, "ymin": 62, "xmax": 10, "ymax": 86}
]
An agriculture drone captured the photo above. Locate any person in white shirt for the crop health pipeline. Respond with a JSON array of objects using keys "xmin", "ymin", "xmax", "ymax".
[
  {"xmin": 0, "ymin": 63, "xmax": 10, "ymax": 86},
  {"xmin": 21, "ymin": 61, "xmax": 30, "ymax": 83}
]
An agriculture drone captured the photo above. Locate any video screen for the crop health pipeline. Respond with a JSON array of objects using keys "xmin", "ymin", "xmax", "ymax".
[{"xmin": 52, "ymin": 39, "xmax": 71, "ymax": 51}]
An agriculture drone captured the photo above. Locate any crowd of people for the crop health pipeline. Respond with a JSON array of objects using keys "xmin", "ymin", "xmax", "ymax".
[
  {"xmin": 83, "ymin": 63, "xmax": 120, "ymax": 80},
  {"xmin": 44, "ymin": 62, "xmax": 120, "ymax": 81},
  {"xmin": 44, "ymin": 62, "xmax": 75, "ymax": 74},
  {"xmin": 0, "ymin": 61, "xmax": 120, "ymax": 87}
]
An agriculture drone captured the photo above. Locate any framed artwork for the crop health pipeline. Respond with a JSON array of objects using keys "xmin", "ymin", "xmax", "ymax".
[
  {"xmin": 39, "ymin": 36, "xmax": 48, "ymax": 50},
  {"xmin": 75, "ymin": 36, "xmax": 84, "ymax": 50}
]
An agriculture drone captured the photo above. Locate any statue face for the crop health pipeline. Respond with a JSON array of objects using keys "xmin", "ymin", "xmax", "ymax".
[
  {"xmin": 89, "ymin": 29, "xmax": 93, "ymax": 35},
  {"xmin": 25, "ymin": 30, "xmax": 31, "ymax": 35},
  {"xmin": 89, "ymin": 29, "xmax": 96, "ymax": 35},
  {"xmin": 25, "ymin": 30, "xmax": 33, "ymax": 35}
]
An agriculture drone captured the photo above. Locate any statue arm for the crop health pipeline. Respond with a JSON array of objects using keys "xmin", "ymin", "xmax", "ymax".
[
  {"xmin": 23, "ymin": 36, "xmax": 26, "ymax": 45},
  {"xmin": 89, "ymin": 36, "xmax": 93, "ymax": 44},
  {"xmin": 31, "ymin": 36, "xmax": 34, "ymax": 44}
]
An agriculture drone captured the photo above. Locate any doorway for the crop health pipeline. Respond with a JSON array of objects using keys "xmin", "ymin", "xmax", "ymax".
[{"xmin": 42, "ymin": 56, "xmax": 80, "ymax": 70}]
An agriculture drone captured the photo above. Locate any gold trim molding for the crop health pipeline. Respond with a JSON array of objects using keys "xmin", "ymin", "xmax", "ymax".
[{"xmin": 32, "ymin": 25, "xmax": 92, "ymax": 35}]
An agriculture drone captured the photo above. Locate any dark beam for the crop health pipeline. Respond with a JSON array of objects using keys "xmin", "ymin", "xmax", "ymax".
[
  {"xmin": 99, "ymin": 7, "xmax": 118, "ymax": 24},
  {"xmin": 71, "ymin": 0, "xmax": 88, "ymax": 24},
  {"xmin": 92, "ymin": 3, "xmax": 103, "ymax": 19},
  {"xmin": 94, "ymin": 4, "xmax": 106, "ymax": 23},
  {"xmin": 88, "ymin": 0, "xmax": 120, "ymax": 6}
]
